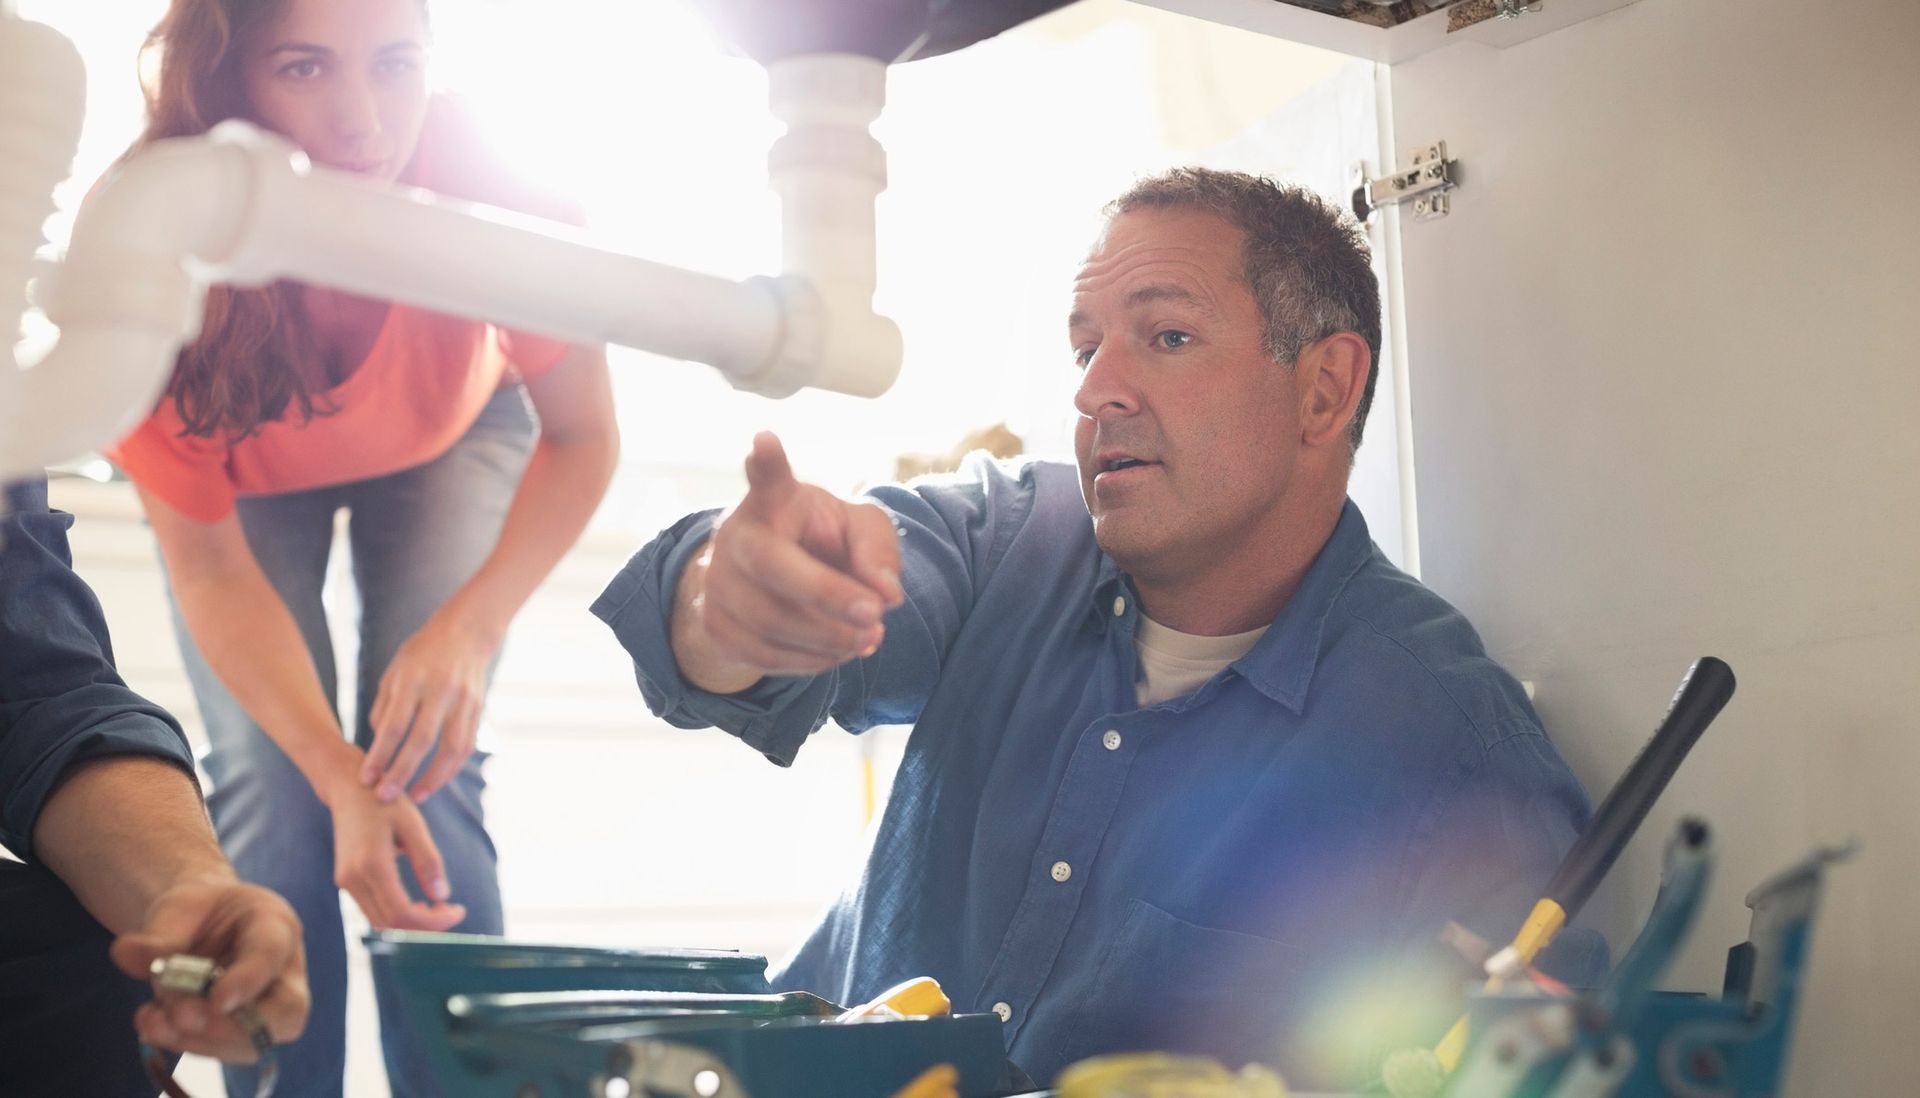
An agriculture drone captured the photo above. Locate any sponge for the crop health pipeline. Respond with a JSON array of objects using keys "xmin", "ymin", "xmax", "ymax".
[{"xmin": 1380, "ymin": 1047, "xmax": 1446, "ymax": 1098}]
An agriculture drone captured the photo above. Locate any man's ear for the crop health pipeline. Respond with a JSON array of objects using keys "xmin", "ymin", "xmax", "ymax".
[{"xmin": 1297, "ymin": 332, "xmax": 1372, "ymax": 451}]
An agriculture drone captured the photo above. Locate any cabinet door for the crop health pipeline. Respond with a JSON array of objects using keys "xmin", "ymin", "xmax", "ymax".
[{"xmin": 1385, "ymin": 3, "xmax": 1920, "ymax": 1098}]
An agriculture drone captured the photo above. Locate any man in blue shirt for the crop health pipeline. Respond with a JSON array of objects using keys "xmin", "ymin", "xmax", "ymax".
[
  {"xmin": 0, "ymin": 477, "xmax": 310, "ymax": 1093},
  {"xmin": 593, "ymin": 168, "xmax": 1601, "ymax": 1088}
]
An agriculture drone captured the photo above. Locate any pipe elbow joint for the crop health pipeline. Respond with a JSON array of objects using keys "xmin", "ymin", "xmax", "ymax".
[
  {"xmin": 17, "ymin": 122, "xmax": 302, "ymax": 476},
  {"xmin": 197, "ymin": 120, "xmax": 319, "ymax": 286},
  {"xmin": 39, "ymin": 125, "xmax": 289, "ymax": 342},
  {"xmin": 731, "ymin": 274, "xmax": 901, "ymax": 399}
]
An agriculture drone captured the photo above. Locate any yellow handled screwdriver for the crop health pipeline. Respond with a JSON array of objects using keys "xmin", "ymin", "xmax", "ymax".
[{"xmin": 1430, "ymin": 656, "xmax": 1737, "ymax": 1073}]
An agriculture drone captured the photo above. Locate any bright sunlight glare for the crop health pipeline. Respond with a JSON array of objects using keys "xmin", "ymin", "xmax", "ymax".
[
  {"xmin": 17, "ymin": 0, "xmax": 1356, "ymax": 531},
  {"xmin": 432, "ymin": 2, "xmax": 779, "ymax": 282}
]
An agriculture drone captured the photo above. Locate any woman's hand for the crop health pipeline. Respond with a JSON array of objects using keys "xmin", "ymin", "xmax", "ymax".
[
  {"xmin": 364, "ymin": 606, "xmax": 502, "ymax": 804},
  {"xmin": 358, "ymin": 345, "xmax": 617, "ymax": 803},
  {"xmin": 110, "ymin": 879, "xmax": 310, "ymax": 1062},
  {"xmin": 322, "ymin": 773, "xmax": 468, "ymax": 931}
]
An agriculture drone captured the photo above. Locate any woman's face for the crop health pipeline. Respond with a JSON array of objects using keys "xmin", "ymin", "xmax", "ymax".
[{"xmin": 240, "ymin": 0, "xmax": 430, "ymax": 181}]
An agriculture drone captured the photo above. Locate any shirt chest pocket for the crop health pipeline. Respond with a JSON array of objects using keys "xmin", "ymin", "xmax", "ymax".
[{"xmin": 1059, "ymin": 899, "xmax": 1306, "ymax": 1071}]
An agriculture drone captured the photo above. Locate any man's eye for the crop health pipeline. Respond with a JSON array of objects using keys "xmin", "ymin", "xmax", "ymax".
[
  {"xmin": 281, "ymin": 59, "xmax": 322, "ymax": 80},
  {"xmin": 1154, "ymin": 330, "xmax": 1192, "ymax": 350},
  {"xmin": 1073, "ymin": 346, "xmax": 1096, "ymax": 369},
  {"xmin": 378, "ymin": 57, "xmax": 420, "ymax": 78}
]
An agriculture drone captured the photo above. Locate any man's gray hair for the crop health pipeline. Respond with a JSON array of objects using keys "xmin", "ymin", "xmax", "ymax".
[{"xmin": 1107, "ymin": 168, "xmax": 1383, "ymax": 452}]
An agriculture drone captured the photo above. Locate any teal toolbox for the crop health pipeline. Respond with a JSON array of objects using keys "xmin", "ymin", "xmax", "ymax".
[{"xmin": 366, "ymin": 931, "xmax": 1014, "ymax": 1097}]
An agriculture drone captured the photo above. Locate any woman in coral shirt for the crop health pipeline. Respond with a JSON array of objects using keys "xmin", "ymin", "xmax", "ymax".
[{"xmin": 107, "ymin": 0, "xmax": 619, "ymax": 1093}]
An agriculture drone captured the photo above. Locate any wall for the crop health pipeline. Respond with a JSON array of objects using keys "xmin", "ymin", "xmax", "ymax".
[{"xmin": 1388, "ymin": 0, "xmax": 1920, "ymax": 1091}]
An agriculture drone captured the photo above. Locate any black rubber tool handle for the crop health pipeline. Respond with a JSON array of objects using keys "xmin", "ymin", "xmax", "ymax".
[{"xmin": 1543, "ymin": 656, "xmax": 1736, "ymax": 919}]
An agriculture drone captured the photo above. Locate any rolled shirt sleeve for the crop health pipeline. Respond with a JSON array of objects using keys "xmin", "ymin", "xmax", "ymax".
[{"xmin": 0, "ymin": 478, "xmax": 196, "ymax": 860}]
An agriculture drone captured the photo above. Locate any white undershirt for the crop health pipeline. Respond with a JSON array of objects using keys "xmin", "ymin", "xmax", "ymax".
[{"xmin": 1134, "ymin": 615, "xmax": 1270, "ymax": 706}]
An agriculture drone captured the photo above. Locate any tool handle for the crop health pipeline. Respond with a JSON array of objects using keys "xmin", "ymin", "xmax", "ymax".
[
  {"xmin": 1543, "ymin": 656, "xmax": 1735, "ymax": 919},
  {"xmin": 841, "ymin": 976, "xmax": 951, "ymax": 1020}
]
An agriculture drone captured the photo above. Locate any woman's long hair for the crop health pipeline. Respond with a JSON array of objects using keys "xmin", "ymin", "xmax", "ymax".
[{"xmin": 134, "ymin": 0, "xmax": 326, "ymax": 441}]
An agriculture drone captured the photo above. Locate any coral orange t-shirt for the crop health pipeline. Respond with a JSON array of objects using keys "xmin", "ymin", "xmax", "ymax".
[{"xmin": 109, "ymin": 96, "xmax": 584, "ymax": 523}]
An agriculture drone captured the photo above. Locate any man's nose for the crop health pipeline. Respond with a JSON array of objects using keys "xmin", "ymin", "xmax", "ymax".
[{"xmin": 1073, "ymin": 344, "xmax": 1141, "ymax": 420}]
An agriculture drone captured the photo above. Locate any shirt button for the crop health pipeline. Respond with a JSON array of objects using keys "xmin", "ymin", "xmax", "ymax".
[
  {"xmin": 1102, "ymin": 730, "xmax": 1122, "ymax": 751},
  {"xmin": 1112, "ymin": 596, "xmax": 1127, "ymax": 617},
  {"xmin": 1050, "ymin": 860, "xmax": 1072, "ymax": 882},
  {"xmin": 992, "ymin": 1001, "xmax": 1013, "ymax": 1022}
]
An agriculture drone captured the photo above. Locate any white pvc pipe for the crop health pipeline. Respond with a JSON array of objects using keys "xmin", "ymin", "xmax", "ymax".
[
  {"xmin": 1, "ymin": 12, "xmax": 87, "ymax": 481},
  {"xmin": 211, "ymin": 125, "xmax": 784, "ymax": 374},
  {"xmin": 11, "ymin": 328, "xmax": 184, "ymax": 482},
  {"xmin": 16, "ymin": 123, "xmax": 792, "ymax": 482},
  {"xmin": 6, "ymin": 50, "xmax": 905, "ymax": 481},
  {"xmin": 43, "ymin": 122, "xmax": 784, "ymax": 382},
  {"xmin": 17, "ymin": 136, "xmax": 272, "ymax": 477},
  {"xmin": 769, "ymin": 54, "xmax": 888, "ymax": 297},
  {"xmin": 764, "ymin": 54, "xmax": 902, "ymax": 400}
]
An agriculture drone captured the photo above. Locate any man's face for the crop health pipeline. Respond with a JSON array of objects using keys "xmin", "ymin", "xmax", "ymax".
[{"xmin": 1069, "ymin": 207, "xmax": 1305, "ymax": 585}]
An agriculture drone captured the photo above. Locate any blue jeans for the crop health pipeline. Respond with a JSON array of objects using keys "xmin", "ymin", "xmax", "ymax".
[{"xmin": 168, "ymin": 386, "xmax": 536, "ymax": 1098}]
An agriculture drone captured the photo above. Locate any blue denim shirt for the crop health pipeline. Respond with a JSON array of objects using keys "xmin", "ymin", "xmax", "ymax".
[
  {"xmin": 0, "ymin": 479, "xmax": 195, "ymax": 860},
  {"xmin": 593, "ymin": 458, "xmax": 1603, "ymax": 1087}
]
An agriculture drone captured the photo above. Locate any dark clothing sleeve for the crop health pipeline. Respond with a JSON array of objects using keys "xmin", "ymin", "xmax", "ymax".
[{"xmin": 0, "ymin": 478, "xmax": 195, "ymax": 861}]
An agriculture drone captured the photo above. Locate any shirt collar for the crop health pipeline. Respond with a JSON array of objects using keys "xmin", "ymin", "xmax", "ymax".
[{"xmin": 1093, "ymin": 498, "xmax": 1374, "ymax": 714}]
